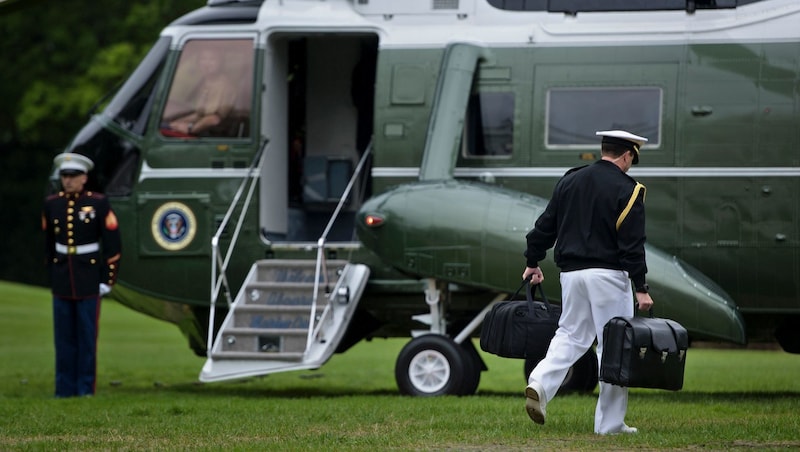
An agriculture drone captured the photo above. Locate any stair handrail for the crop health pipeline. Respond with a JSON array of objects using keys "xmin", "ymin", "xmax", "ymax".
[
  {"xmin": 306, "ymin": 143, "xmax": 372, "ymax": 353},
  {"xmin": 207, "ymin": 139, "xmax": 268, "ymax": 358}
]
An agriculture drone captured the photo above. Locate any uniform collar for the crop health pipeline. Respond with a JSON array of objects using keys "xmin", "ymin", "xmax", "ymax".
[{"xmin": 62, "ymin": 190, "xmax": 86, "ymax": 200}]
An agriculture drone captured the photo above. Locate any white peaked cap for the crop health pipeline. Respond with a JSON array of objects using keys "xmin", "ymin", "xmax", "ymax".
[
  {"xmin": 54, "ymin": 152, "xmax": 94, "ymax": 175},
  {"xmin": 595, "ymin": 130, "xmax": 648, "ymax": 149}
]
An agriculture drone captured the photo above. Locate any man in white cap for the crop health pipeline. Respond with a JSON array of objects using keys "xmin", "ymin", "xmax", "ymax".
[
  {"xmin": 42, "ymin": 152, "xmax": 122, "ymax": 397},
  {"xmin": 521, "ymin": 130, "xmax": 655, "ymax": 434}
]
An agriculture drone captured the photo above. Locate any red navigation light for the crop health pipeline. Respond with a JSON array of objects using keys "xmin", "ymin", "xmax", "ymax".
[{"xmin": 364, "ymin": 214, "xmax": 384, "ymax": 227}]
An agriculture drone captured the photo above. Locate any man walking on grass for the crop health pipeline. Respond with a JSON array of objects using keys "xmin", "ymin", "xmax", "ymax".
[{"xmin": 521, "ymin": 130, "xmax": 655, "ymax": 434}]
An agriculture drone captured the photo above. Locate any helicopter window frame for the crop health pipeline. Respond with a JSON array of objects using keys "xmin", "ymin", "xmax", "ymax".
[
  {"xmin": 485, "ymin": 0, "xmax": 756, "ymax": 13},
  {"xmin": 102, "ymin": 36, "xmax": 171, "ymax": 136},
  {"xmin": 545, "ymin": 86, "xmax": 662, "ymax": 149},
  {"xmin": 158, "ymin": 37, "xmax": 256, "ymax": 140},
  {"xmin": 462, "ymin": 89, "xmax": 517, "ymax": 159}
]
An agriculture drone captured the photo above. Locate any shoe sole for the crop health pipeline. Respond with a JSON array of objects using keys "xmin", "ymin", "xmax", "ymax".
[
  {"xmin": 525, "ymin": 386, "xmax": 545, "ymax": 425},
  {"xmin": 597, "ymin": 426, "xmax": 638, "ymax": 435}
]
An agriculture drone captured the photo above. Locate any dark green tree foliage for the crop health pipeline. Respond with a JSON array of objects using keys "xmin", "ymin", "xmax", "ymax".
[{"xmin": 0, "ymin": 0, "xmax": 200, "ymax": 286}]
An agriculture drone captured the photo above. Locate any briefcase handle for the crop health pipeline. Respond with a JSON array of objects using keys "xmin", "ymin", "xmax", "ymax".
[{"xmin": 634, "ymin": 302, "xmax": 656, "ymax": 318}]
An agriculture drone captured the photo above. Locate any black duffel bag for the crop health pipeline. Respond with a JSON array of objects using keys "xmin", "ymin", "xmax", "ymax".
[
  {"xmin": 600, "ymin": 311, "xmax": 688, "ymax": 390},
  {"xmin": 480, "ymin": 280, "xmax": 561, "ymax": 360}
]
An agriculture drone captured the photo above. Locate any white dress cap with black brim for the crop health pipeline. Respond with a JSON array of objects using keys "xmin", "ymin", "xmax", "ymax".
[
  {"xmin": 596, "ymin": 130, "xmax": 648, "ymax": 164},
  {"xmin": 54, "ymin": 152, "xmax": 94, "ymax": 175}
]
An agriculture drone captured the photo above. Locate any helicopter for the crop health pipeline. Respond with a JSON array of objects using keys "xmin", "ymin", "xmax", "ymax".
[{"xmin": 55, "ymin": 0, "xmax": 800, "ymax": 395}]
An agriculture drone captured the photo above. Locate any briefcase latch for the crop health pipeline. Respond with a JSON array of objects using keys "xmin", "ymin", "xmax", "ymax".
[
  {"xmin": 639, "ymin": 347, "xmax": 647, "ymax": 359},
  {"xmin": 661, "ymin": 351, "xmax": 668, "ymax": 363}
]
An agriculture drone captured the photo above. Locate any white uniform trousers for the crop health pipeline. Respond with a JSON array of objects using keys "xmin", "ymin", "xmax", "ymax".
[{"xmin": 528, "ymin": 268, "xmax": 634, "ymax": 434}]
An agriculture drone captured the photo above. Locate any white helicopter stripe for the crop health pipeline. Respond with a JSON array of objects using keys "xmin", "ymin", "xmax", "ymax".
[
  {"xmin": 373, "ymin": 167, "xmax": 800, "ymax": 178},
  {"xmin": 138, "ymin": 161, "xmax": 255, "ymax": 182}
]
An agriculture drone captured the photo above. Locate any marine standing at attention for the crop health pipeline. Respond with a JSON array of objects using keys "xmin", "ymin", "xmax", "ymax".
[
  {"xmin": 42, "ymin": 152, "xmax": 122, "ymax": 398},
  {"xmin": 521, "ymin": 130, "xmax": 655, "ymax": 434}
]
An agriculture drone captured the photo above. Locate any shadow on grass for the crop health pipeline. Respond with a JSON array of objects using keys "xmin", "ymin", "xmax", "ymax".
[
  {"xmin": 103, "ymin": 378, "xmax": 800, "ymax": 401},
  {"xmin": 626, "ymin": 390, "xmax": 800, "ymax": 402},
  {"xmin": 176, "ymin": 383, "xmax": 403, "ymax": 398},
  {"xmin": 101, "ymin": 377, "xmax": 403, "ymax": 399},
  {"xmin": 479, "ymin": 388, "xmax": 800, "ymax": 400}
]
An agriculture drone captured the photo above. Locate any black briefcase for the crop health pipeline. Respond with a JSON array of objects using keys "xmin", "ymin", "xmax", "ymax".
[
  {"xmin": 600, "ymin": 312, "xmax": 688, "ymax": 390},
  {"xmin": 480, "ymin": 281, "xmax": 560, "ymax": 360}
]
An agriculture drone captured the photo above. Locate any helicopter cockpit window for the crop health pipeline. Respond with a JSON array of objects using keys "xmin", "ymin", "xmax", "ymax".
[
  {"xmin": 464, "ymin": 91, "xmax": 515, "ymax": 158},
  {"xmin": 103, "ymin": 36, "xmax": 170, "ymax": 136},
  {"xmin": 546, "ymin": 87, "xmax": 661, "ymax": 148},
  {"xmin": 160, "ymin": 39, "xmax": 254, "ymax": 139}
]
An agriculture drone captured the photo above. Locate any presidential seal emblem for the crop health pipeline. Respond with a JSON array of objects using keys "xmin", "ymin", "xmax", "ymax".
[{"xmin": 151, "ymin": 202, "xmax": 197, "ymax": 251}]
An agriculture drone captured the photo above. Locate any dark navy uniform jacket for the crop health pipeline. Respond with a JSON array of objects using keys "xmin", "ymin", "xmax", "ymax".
[
  {"xmin": 525, "ymin": 159, "xmax": 648, "ymax": 289},
  {"xmin": 42, "ymin": 190, "xmax": 122, "ymax": 299}
]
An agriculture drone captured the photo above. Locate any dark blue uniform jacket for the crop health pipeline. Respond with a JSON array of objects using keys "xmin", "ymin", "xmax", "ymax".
[
  {"xmin": 525, "ymin": 159, "xmax": 648, "ymax": 289},
  {"xmin": 43, "ymin": 190, "xmax": 122, "ymax": 299}
]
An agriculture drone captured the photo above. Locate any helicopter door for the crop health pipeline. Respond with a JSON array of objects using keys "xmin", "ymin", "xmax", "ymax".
[
  {"xmin": 134, "ymin": 35, "xmax": 260, "ymax": 303},
  {"xmin": 261, "ymin": 33, "xmax": 378, "ymax": 243}
]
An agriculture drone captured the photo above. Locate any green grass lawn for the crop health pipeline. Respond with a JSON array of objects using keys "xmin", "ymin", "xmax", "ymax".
[{"xmin": 2, "ymin": 280, "xmax": 799, "ymax": 450}]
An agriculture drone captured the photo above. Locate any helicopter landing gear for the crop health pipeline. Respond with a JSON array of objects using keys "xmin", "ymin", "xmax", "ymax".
[
  {"xmin": 395, "ymin": 279, "xmax": 484, "ymax": 396},
  {"xmin": 395, "ymin": 334, "xmax": 481, "ymax": 396}
]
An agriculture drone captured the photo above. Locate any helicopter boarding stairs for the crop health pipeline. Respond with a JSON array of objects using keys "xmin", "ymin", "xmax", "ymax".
[
  {"xmin": 200, "ymin": 259, "xmax": 369, "ymax": 382},
  {"xmin": 200, "ymin": 144, "xmax": 371, "ymax": 383}
]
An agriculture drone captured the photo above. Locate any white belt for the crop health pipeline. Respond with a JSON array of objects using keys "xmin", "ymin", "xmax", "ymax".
[{"xmin": 55, "ymin": 242, "xmax": 99, "ymax": 255}]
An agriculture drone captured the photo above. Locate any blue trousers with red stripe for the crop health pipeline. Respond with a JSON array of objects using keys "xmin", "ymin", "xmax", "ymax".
[{"xmin": 53, "ymin": 296, "xmax": 100, "ymax": 397}]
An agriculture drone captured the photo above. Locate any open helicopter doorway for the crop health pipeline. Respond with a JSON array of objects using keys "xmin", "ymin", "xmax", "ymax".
[{"xmin": 260, "ymin": 33, "xmax": 378, "ymax": 244}]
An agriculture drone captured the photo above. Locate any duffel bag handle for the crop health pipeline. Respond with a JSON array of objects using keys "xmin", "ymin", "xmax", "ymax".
[
  {"xmin": 507, "ymin": 275, "xmax": 532, "ymax": 301},
  {"xmin": 509, "ymin": 277, "xmax": 553, "ymax": 310},
  {"xmin": 526, "ymin": 281, "xmax": 554, "ymax": 310}
]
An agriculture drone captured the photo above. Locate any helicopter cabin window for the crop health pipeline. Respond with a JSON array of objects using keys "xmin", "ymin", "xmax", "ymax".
[
  {"xmin": 546, "ymin": 87, "xmax": 661, "ymax": 148},
  {"xmin": 464, "ymin": 91, "xmax": 515, "ymax": 158},
  {"xmin": 160, "ymin": 39, "xmax": 254, "ymax": 139}
]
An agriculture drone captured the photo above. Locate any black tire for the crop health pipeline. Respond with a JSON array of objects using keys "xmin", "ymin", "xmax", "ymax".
[
  {"xmin": 775, "ymin": 317, "xmax": 800, "ymax": 353},
  {"xmin": 395, "ymin": 335, "xmax": 467, "ymax": 396},
  {"xmin": 457, "ymin": 339, "xmax": 483, "ymax": 396},
  {"xmin": 524, "ymin": 349, "xmax": 598, "ymax": 394}
]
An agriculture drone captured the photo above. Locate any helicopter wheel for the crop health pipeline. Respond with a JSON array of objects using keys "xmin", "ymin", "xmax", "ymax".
[{"xmin": 395, "ymin": 334, "xmax": 470, "ymax": 396}]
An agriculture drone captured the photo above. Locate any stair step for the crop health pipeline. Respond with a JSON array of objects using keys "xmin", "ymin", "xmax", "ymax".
[
  {"xmin": 254, "ymin": 259, "xmax": 349, "ymax": 283},
  {"xmin": 247, "ymin": 281, "xmax": 316, "ymax": 290},
  {"xmin": 233, "ymin": 311, "xmax": 314, "ymax": 329},
  {"xmin": 222, "ymin": 327, "xmax": 308, "ymax": 336},
  {"xmin": 234, "ymin": 304, "xmax": 320, "ymax": 313},
  {"xmin": 211, "ymin": 351, "xmax": 305, "ymax": 361},
  {"xmin": 242, "ymin": 282, "xmax": 328, "ymax": 306},
  {"xmin": 217, "ymin": 329, "xmax": 309, "ymax": 354}
]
